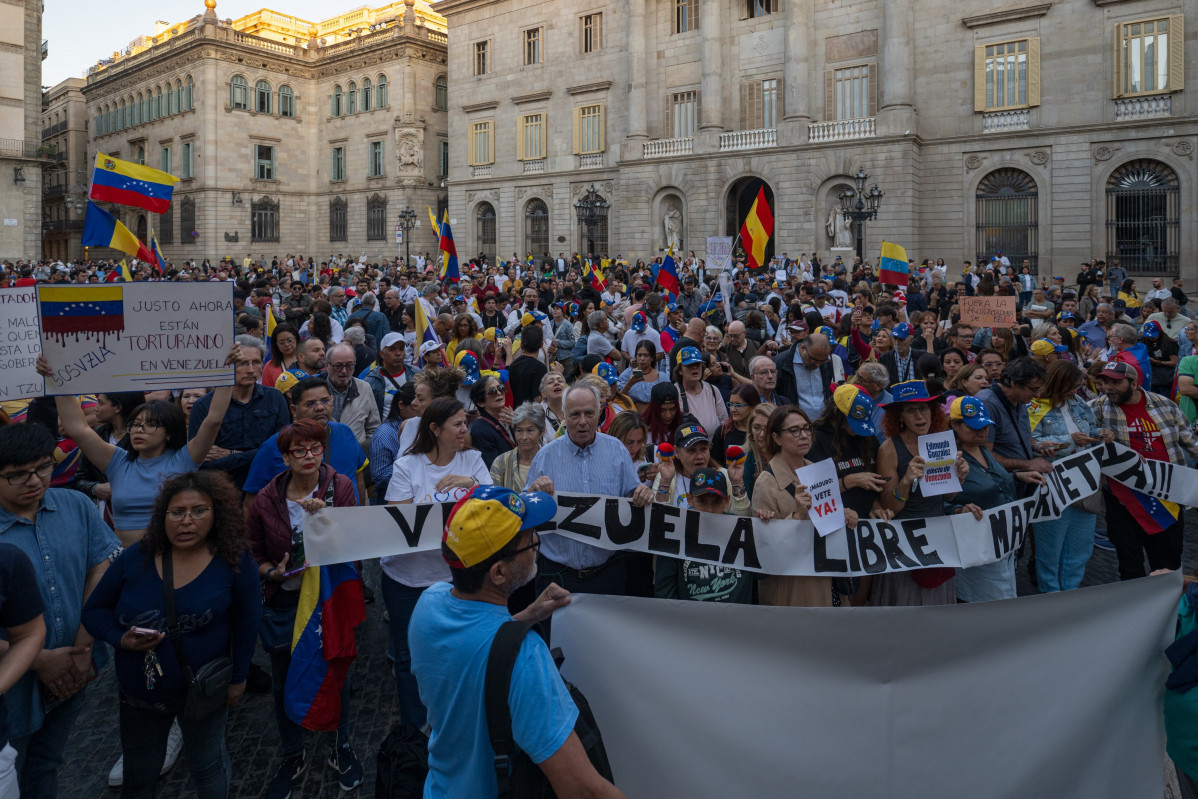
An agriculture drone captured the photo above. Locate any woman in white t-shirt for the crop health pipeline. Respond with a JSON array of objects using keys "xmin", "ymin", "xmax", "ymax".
[{"xmin": 381, "ymin": 396, "xmax": 491, "ymax": 729}]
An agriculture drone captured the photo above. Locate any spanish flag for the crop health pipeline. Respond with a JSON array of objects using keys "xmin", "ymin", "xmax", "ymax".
[
  {"xmin": 83, "ymin": 202, "xmax": 155, "ymax": 264},
  {"xmin": 88, "ymin": 152, "xmax": 179, "ymax": 214},
  {"xmin": 879, "ymin": 241, "xmax": 909, "ymax": 286},
  {"xmin": 739, "ymin": 186, "xmax": 774, "ymax": 270}
]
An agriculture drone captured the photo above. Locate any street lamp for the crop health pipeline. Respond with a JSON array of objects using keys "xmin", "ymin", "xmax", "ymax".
[
  {"xmin": 838, "ymin": 167, "xmax": 884, "ymax": 262},
  {"xmin": 397, "ymin": 207, "xmax": 417, "ymax": 269},
  {"xmin": 573, "ymin": 184, "xmax": 608, "ymax": 258}
]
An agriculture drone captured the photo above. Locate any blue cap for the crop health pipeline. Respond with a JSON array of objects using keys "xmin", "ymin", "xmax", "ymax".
[
  {"xmin": 631, "ymin": 311, "xmax": 647, "ymax": 332},
  {"xmin": 678, "ymin": 346, "xmax": 704, "ymax": 366},
  {"xmin": 1141, "ymin": 320, "xmax": 1162, "ymax": 339},
  {"xmin": 892, "ymin": 322, "xmax": 912, "ymax": 340},
  {"xmin": 949, "ymin": 396, "xmax": 995, "ymax": 430},
  {"xmin": 592, "ymin": 362, "xmax": 619, "ymax": 385},
  {"xmin": 881, "ymin": 380, "xmax": 938, "ymax": 405}
]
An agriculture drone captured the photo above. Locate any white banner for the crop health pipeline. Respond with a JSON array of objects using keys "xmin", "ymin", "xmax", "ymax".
[
  {"xmin": 0, "ymin": 287, "xmax": 45, "ymax": 401},
  {"xmin": 304, "ymin": 442, "xmax": 1198, "ymax": 577},
  {"xmin": 552, "ymin": 575, "xmax": 1179, "ymax": 798},
  {"xmin": 36, "ymin": 283, "xmax": 236, "ymax": 395}
]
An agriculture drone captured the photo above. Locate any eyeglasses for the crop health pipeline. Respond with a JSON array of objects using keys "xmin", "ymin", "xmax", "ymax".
[
  {"xmin": 166, "ymin": 506, "xmax": 212, "ymax": 521},
  {"xmin": 728, "ymin": 402, "xmax": 750, "ymax": 410},
  {"xmin": 288, "ymin": 443, "xmax": 326, "ymax": 458},
  {"xmin": 301, "ymin": 397, "xmax": 332, "ymax": 409},
  {"xmin": 129, "ymin": 420, "xmax": 162, "ymax": 433},
  {"xmin": 781, "ymin": 425, "xmax": 813, "ymax": 438},
  {"xmin": 2, "ymin": 463, "xmax": 53, "ymax": 486},
  {"xmin": 328, "ymin": 361, "xmax": 355, "ymax": 371},
  {"xmin": 506, "ymin": 531, "xmax": 541, "ymax": 558}
]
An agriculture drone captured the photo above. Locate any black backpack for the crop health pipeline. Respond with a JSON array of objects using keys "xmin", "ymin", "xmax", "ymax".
[
  {"xmin": 374, "ymin": 722, "xmax": 429, "ymax": 799},
  {"xmin": 485, "ymin": 621, "xmax": 613, "ymax": 799}
]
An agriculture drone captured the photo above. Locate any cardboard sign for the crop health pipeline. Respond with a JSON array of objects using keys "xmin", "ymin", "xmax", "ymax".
[
  {"xmin": 36, "ymin": 283, "xmax": 236, "ymax": 395},
  {"xmin": 959, "ymin": 296, "xmax": 1017, "ymax": 328},
  {"xmin": 795, "ymin": 457, "xmax": 845, "ymax": 536},
  {"xmin": 918, "ymin": 431, "xmax": 962, "ymax": 497},
  {"xmin": 0, "ymin": 287, "xmax": 46, "ymax": 401},
  {"xmin": 706, "ymin": 237, "xmax": 733, "ymax": 271}
]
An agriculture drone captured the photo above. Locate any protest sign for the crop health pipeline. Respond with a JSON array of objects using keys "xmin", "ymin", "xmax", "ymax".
[
  {"xmin": 0, "ymin": 286, "xmax": 45, "ymax": 401},
  {"xmin": 553, "ymin": 575, "xmax": 1177, "ymax": 798},
  {"xmin": 959, "ymin": 296, "xmax": 1017, "ymax": 327},
  {"xmin": 918, "ymin": 431, "xmax": 961, "ymax": 497},
  {"xmin": 706, "ymin": 237, "xmax": 733, "ymax": 271},
  {"xmin": 795, "ymin": 458, "xmax": 844, "ymax": 536},
  {"xmin": 36, "ymin": 283, "xmax": 236, "ymax": 395},
  {"xmin": 305, "ymin": 442, "xmax": 1198, "ymax": 580}
]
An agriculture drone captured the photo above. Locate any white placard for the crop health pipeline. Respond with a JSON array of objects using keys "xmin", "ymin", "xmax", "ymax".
[
  {"xmin": 717, "ymin": 272, "xmax": 734, "ymax": 324},
  {"xmin": 36, "ymin": 283, "xmax": 236, "ymax": 395},
  {"xmin": 794, "ymin": 457, "xmax": 845, "ymax": 537},
  {"xmin": 0, "ymin": 287, "xmax": 46, "ymax": 400},
  {"xmin": 918, "ymin": 431, "xmax": 962, "ymax": 497},
  {"xmin": 706, "ymin": 236, "xmax": 733, "ymax": 271}
]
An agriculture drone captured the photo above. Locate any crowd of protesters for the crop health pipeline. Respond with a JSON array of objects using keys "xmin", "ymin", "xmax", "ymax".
[{"xmin": 3, "ymin": 247, "xmax": 1198, "ymax": 797}]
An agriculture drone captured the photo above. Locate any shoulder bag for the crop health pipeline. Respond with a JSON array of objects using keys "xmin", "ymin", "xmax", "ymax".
[{"xmin": 162, "ymin": 547, "xmax": 234, "ymax": 721}]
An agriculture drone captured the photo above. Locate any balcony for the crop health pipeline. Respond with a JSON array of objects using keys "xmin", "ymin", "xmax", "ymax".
[
  {"xmin": 42, "ymin": 219, "xmax": 84, "ymax": 232},
  {"xmin": 43, "ymin": 185, "xmax": 67, "ymax": 198},
  {"xmin": 521, "ymin": 159, "xmax": 546, "ymax": 174},
  {"xmin": 719, "ymin": 128, "xmax": 777, "ymax": 152},
  {"xmin": 1115, "ymin": 95, "xmax": 1172, "ymax": 122},
  {"xmin": 642, "ymin": 137, "xmax": 692, "ymax": 159},
  {"xmin": 0, "ymin": 138, "xmax": 39, "ymax": 158},
  {"xmin": 471, "ymin": 164, "xmax": 493, "ymax": 178},
  {"xmin": 982, "ymin": 109, "xmax": 1030, "ymax": 133},
  {"xmin": 578, "ymin": 153, "xmax": 604, "ymax": 169},
  {"xmin": 808, "ymin": 117, "xmax": 876, "ymax": 144},
  {"xmin": 41, "ymin": 121, "xmax": 66, "ymax": 139}
]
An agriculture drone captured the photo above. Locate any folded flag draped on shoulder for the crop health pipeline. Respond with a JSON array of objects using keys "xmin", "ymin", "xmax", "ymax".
[
  {"xmin": 439, "ymin": 211, "xmax": 459, "ymax": 283},
  {"xmin": 284, "ymin": 563, "xmax": 365, "ymax": 732},
  {"xmin": 879, "ymin": 241, "xmax": 909, "ymax": 286},
  {"xmin": 83, "ymin": 202, "xmax": 155, "ymax": 265},
  {"xmin": 414, "ymin": 296, "xmax": 440, "ymax": 367},
  {"xmin": 88, "ymin": 152, "xmax": 179, "ymax": 214},
  {"xmin": 739, "ymin": 186, "xmax": 774, "ymax": 270}
]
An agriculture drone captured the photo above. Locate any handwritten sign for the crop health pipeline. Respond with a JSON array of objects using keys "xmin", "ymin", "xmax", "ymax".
[
  {"xmin": 706, "ymin": 237, "xmax": 733, "ymax": 271},
  {"xmin": 0, "ymin": 287, "xmax": 45, "ymax": 401},
  {"xmin": 36, "ymin": 283, "xmax": 236, "ymax": 395},
  {"xmin": 918, "ymin": 431, "xmax": 962, "ymax": 497},
  {"xmin": 795, "ymin": 457, "xmax": 845, "ymax": 537},
  {"xmin": 960, "ymin": 296, "xmax": 1017, "ymax": 328}
]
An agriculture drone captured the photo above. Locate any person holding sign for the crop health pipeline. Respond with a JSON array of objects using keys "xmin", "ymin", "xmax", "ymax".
[
  {"xmin": 873, "ymin": 381, "xmax": 969, "ymax": 606},
  {"xmin": 947, "ymin": 397, "xmax": 1042, "ymax": 602}
]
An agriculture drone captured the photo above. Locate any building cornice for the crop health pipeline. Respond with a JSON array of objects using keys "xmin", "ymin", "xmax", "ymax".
[
  {"xmin": 566, "ymin": 80, "xmax": 613, "ymax": 95},
  {"xmin": 512, "ymin": 90, "xmax": 552, "ymax": 105},
  {"xmin": 461, "ymin": 100, "xmax": 499, "ymax": 113},
  {"xmin": 434, "ymin": 0, "xmax": 500, "ymax": 18},
  {"xmin": 962, "ymin": 3, "xmax": 1052, "ymax": 28}
]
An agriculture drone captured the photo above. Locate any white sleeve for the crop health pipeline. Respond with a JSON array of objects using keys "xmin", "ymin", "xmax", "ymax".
[{"xmin": 385, "ymin": 456, "xmax": 414, "ymax": 502}]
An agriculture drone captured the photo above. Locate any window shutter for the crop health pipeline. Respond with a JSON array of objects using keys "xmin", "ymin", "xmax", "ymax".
[
  {"xmin": 973, "ymin": 45, "xmax": 987, "ymax": 111},
  {"xmin": 695, "ymin": 91, "xmax": 701, "ymax": 136},
  {"xmin": 1113, "ymin": 24, "xmax": 1123, "ymax": 98},
  {"xmin": 573, "ymin": 106, "xmax": 582, "ymax": 154},
  {"xmin": 598, "ymin": 103, "xmax": 606, "ymax": 151},
  {"xmin": 518, "ymin": 117, "xmax": 525, "ymax": 161},
  {"xmin": 486, "ymin": 123, "xmax": 494, "ymax": 165},
  {"xmin": 468, "ymin": 129, "xmax": 476, "ymax": 166},
  {"xmin": 596, "ymin": 17, "xmax": 602, "ymax": 50},
  {"xmin": 743, "ymin": 80, "xmax": 762, "ymax": 129},
  {"xmin": 1169, "ymin": 15, "xmax": 1185, "ymax": 91},
  {"xmin": 539, "ymin": 116, "xmax": 547, "ymax": 159},
  {"xmin": 666, "ymin": 96, "xmax": 674, "ymax": 137},
  {"xmin": 825, "ymin": 70, "xmax": 836, "ymax": 120},
  {"xmin": 1027, "ymin": 37, "xmax": 1041, "ymax": 107},
  {"xmin": 867, "ymin": 65, "xmax": 878, "ymax": 117}
]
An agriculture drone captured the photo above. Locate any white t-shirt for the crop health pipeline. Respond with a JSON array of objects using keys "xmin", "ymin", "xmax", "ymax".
[
  {"xmin": 382, "ymin": 449, "xmax": 492, "ymax": 587},
  {"xmin": 681, "ymin": 382, "xmax": 728, "ymax": 437}
]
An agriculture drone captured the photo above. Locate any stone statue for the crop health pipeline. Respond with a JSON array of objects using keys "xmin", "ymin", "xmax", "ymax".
[
  {"xmin": 398, "ymin": 136, "xmax": 422, "ymax": 168},
  {"xmin": 826, "ymin": 205, "xmax": 853, "ymax": 248},
  {"xmin": 664, "ymin": 201, "xmax": 682, "ymax": 251}
]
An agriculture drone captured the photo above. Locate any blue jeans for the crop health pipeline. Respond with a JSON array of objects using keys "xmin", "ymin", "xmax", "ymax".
[
  {"xmin": 118, "ymin": 695, "xmax": 230, "ymax": 799},
  {"xmin": 380, "ymin": 575, "xmax": 427, "ymax": 728},
  {"xmin": 269, "ymin": 646, "xmax": 352, "ymax": 757},
  {"xmin": 11, "ymin": 688, "xmax": 86, "ymax": 799},
  {"xmin": 1035, "ymin": 506, "xmax": 1097, "ymax": 592}
]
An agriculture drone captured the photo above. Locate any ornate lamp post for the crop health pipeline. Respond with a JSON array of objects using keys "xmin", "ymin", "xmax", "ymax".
[
  {"xmin": 573, "ymin": 184, "xmax": 608, "ymax": 258},
  {"xmin": 838, "ymin": 167, "xmax": 884, "ymax": 262},
  {"xmin": 397, "ymin": 207, "xmax": 417, "ymax": 268}
]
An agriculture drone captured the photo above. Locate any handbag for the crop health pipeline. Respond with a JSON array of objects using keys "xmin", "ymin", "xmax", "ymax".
[{"xmin": 162, "ymin": 547, "xmax": 234, "ymax": 721}]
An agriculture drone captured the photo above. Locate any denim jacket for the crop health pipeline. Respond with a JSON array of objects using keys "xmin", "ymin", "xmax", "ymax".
[{"xmin": 1029, "ymin": 395, "xmax": 1103, "ymax": 459}]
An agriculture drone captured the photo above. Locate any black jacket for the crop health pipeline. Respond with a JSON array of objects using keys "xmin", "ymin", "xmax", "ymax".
[{"xmin": 773, "ymin": 344, "xmax": 838, "ymax": 409}]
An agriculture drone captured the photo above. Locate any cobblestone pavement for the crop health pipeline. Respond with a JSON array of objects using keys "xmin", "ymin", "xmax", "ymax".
[{"xmin": 57, "ymin": 515, "xmax": 1198, "ymax": 798}]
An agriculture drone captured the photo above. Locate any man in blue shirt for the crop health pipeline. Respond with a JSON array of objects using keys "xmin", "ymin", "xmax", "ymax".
[
  {"xmin": 0, "ymin": 424, "xmax": 120, "ymax": 799},
  {"xmin": 409, "ymin": 485, "xmax": 625, "ymax": 799},
  {"xmin": 244, "ymin": 378, "xmax": 369, "ymax": 504}
]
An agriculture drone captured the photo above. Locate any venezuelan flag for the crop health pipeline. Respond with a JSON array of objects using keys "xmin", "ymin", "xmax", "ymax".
[
  {"xmin": 83, "ymin": 202, "xmax": 155, "ymax": 264},
  {"xmin": 427, "ymin": 205, "xmax": 441, "ymax": 239},
  {"xmin": 284, "ymin": 563, "xmax": 365, "ymax": 731},
  {"xmin": 439, "ymin": 211, "xmax": 459, "ymax": 283},
  {"xmin": 88, "ymin": 153, "xmax": 178, "ymax": 214},
  {"xmin": 414, "ymin": 295, "xmax": 440, "ymax": 367},
  {"xmin": 1109, "ymin": 481, "xmax": 1180, "ymax": 534},
  {"xmin": 38, "ymin": 285, "xmax": 125, "ymax": 337},
  {"xmin": 148, "ymin": 229, "xmax": 164, "ymax": 275},
  {"xmin": 739, "ymin": 186, "xmax": 774, "ymax": 270},
  {"xmin": 879, "ymin": 241, "xmax": 909, "ymax": 286},
  {"xmin": 657, "ymin": 246, "xmax": 680, "ymax": 301}
]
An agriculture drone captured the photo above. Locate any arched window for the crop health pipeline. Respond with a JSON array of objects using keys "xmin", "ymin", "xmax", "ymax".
[
  {"xmin": 525, "ymin": 199, "xmax": 549, "ymax": 256},
  {"xmin": 575, "ymin": 187, "xmax": 609, "ymax": 257},
  {"xmin": 347, "ymin": 81, "xmax": 357, "ymax": 115},
  {"xmin": 135, "ymin": 145, "xmax": 145, "ymax": 165},
  {"xmin": 367, "ymin": 194, "xmax": 387, "ymax": 241},
  {"xmin": 251, "ymin": 196, "xmax": 280, "ymax": 243},
  {"xmin": 435, "ymin": 75, "xmax": 448, "ymax": 110},
  {"xmin": 163, "ymin": 85, "xmax": 172, "ymax": 116},
  {"xmin": 175, "ymin": 79, "xmax": 183, "ymax": 113},
  {"xmin": 476, "ymin": 202, "xmax": 497, "ymax": 264},
  {"xmin": 230, "ymin": 75, "xmax": 249, "ymax": 110},
  {"xmin": 136, "ymin": 215, "xmax": 147, "ymax": 242},
  {"xmin": 376, "ymin": 74, "xmax": 388, "ymax": 107},
  {"xmin": 329, "ymin": 197, "xmax": 347, "ymax": 242},
  {"xmin": 183, "ymin": 76, "xmax": 193, "ymax": 111},
  {"xmin": 134, "ymin": 93, "xmax": 142, "ymax": 125},
  {"xmin": 361, "ymin": 78, "xmax": 372, "ymax": 112},
  {"xmin": 180, "ymin": 196, "xmax": 196, "ymax": 245},
  {"xmin": 256, "ymin": 80, "xmax": 272, "ymax": 114},
  {"xmin": 279, "ymin": 85, "xmax": 295, "ymax": 118},
  {"xmin": 332, "ymin": 85, "xmax": 342, "ymax": 117},
  {"xmin": 118, "ymin": 100, "xmax": 126, "ymax": 129},
  {"xmin": 95, "ymin": 110, "xmax": 102, "ymax": 136},
  {"xmin": 975, "ymin": 168, "xmax": 1039, "ymax": 273},
  {"xmin": 1106, "ymin": 159, "xmax": 1180, "ymax": 274}
]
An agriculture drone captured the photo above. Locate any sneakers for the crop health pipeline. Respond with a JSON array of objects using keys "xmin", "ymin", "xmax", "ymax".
[
  {"xmin": 328, "ymin": 742, "xmax": 364, "ymax": 791},
  {"xmin": 264, "ymin": 751, "xmax": 308, "ymax": 799},
  {"xmin": 107, "ymin": 719, "xmax": 184, "ymax": 787}
]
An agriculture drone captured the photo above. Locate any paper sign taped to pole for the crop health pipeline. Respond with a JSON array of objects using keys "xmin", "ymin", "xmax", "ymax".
[
  {"xmin": 794, "ymin": 457, "xmax": 845, "ymax": 536},
  {"xmin": 36, "ymin": 283, "xmax": 236, "ymax": 395},
  {"xmin": 0, "ymin": 286, "xmax": 46, "ymax": 401},
  {"xmin": 918, "ymin": 431, "xmax": 962, "ymax": 497}
]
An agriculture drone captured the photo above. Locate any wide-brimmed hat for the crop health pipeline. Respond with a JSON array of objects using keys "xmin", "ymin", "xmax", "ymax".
[{"xmin": 880, "ymin": 380, "xmax": 939, "ymax": 405}]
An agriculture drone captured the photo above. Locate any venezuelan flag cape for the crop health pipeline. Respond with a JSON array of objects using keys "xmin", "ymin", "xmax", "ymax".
[
  {"xmin": 739, "ymin": 186, "xmax": 774, "ymax": 270},
  {"xmin": 284, "ymin": 563, "xmax": 365, "ymax": 731},
  {"xmin": 83, "ymin": 202, "xmax": 155, "ymax": 264},
  {"xmin": 88, "ymin": 152, "xmax": 179, "ymax": 214},
  {"xmin": 414, "ymin": 296, "xmax": 440, "ymax": 367},
  {"xmin": 657, "ymin": 247, "xmax": 680, "ymax": 301},
  {"xmin": 879, "ymin": 241, "xmax": 909, "ymax": 286}
]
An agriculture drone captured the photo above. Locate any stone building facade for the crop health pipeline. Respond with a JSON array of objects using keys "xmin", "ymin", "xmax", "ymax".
[
  {"xmin": 441, "ymin": 0, "xmax": 1197, "ymax": 283},
  {"xmin": 83, "ymin": 0, "xmax": 449, "ymax": 265},
  {"xmin": 41, "ymin": 78, "xmax": 90, "ymax": 262},
  {"xmin": 0, "ymin": 0, "xmax": 44, "ymax": 262}
]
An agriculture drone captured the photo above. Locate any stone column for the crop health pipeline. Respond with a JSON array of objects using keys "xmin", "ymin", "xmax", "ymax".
[
  {"xmin": 879, "ymin": 0, "xmax": 916, "ymax": 136},
  {"xmin": 627, "ymin": 0, "xmax": 648, "ymax": 140},
  {"xmin": 698, "ymin": 0, "xmax": 724, "ymax": 132},
  {"xmin": 403, "ymin": 63, "xmax": 416, "ymax": 122},
  {"xmin": 778, "ymin": 0, "xmax": 812, "ymax": 145}
]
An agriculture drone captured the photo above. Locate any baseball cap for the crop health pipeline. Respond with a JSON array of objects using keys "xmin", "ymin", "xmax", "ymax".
[
  {"xmin": 1113, "ymin": 299, "xmax": 1128, "ymax": 312},
  {"xmin": 453, "ymin": 295, "xmax": 466, "ymax": 304},
  {"xmin": 442, "ymin": 486, "xmax": 556, "ymax": 569},
  {"xmin": 481, "ymin": 327, "xmax": 505, "ymax": 342},
  {"xmin": 591, "ymin": 362, "xmax": 619, "ymax": 385},
  {"xmin": 380, "ymin": 332, "xmax": 405, "ymax": 349},
  {"xmin": 1100, "ymin": 361, "xmax": 1136, "ymax": 381},
  {"xmin": 689, "ymin": 468, "xmax": 729, "ymax": 499},
  {"xmin": 813, "ymin": 288, "xmax": 827, "ymax": 298},
  {"xmin": 274, "ymin": 368, "xmax": 308, "ymax": 395},
  {"xmin": 833, "ymin": 384, "xmax": 877, "ymax": 437},
  {"xmin": 1141, "ymin": 320, "xmax": 1163, "ymax": 339},
  {"xmin": 788, "ymin": 320, "xmax": 809, "ymax": 335},
  {"xmin": 891, "ymin": 322, "xmax": 912, "ymax": 340},
  {"xmin": 949, "ymin": 396, "xmax": 995, "ymax": 430},
  {"xmin": 674, "ymin": 422, "xmax": 709, "ymax": 450},
  {"xmin": 678, "ymin": 346, "xmax": 704, "ymax": 366},
  {"xmin": 631, "ymin": 311, "xmax": 647, "ymax": 333},
  {"xmin": 881, "ymin": 380, "xmax": 939, "ymax": 405},
  {"xmin": 521, "ymin": 311, "xmax": 548, "ymax": 327},
  {"xmin": 1030, "ymin": 339, "xmax": 1068, "ymax": 356},
  {"xmin": 1057, "ymin": 311, "xmax": 1076, "ymax": 322},
  {"xmin": 419, "ymin": 340, "xmax": 442, "ymax": 357}
]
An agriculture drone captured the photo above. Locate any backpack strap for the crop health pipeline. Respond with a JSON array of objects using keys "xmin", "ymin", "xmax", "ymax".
[
  {"xmin": 485, "ymin": 620, "xmax": 536, "ymax": 799},
  {"xmin": 760, "ymin": 463, "xmax": 796, "ymax": 499}
]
